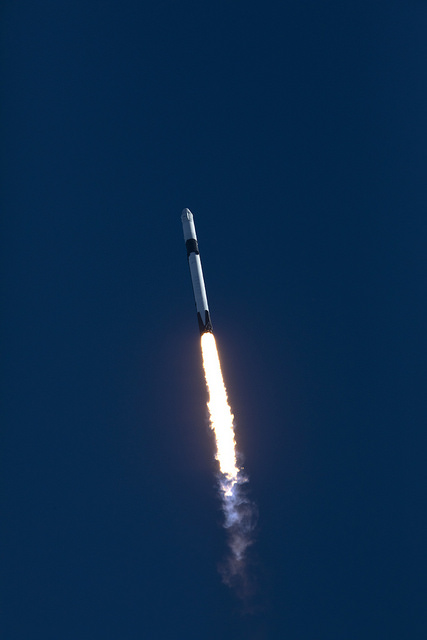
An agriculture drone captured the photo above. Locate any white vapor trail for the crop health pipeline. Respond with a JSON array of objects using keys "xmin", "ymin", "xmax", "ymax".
[{"xmin": 200, "ymin": 332, "xmax": 257, "ymax": 597}]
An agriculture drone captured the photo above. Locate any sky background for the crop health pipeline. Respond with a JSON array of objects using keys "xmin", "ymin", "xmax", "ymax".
[{"xmin": 1, "ymin": 1, "xmax": 427, "ymax": 638}]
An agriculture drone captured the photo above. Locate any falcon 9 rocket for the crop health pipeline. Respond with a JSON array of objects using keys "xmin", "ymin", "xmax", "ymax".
[{"xmin": 181, "ymin": 208, "xmax": 213, "ymax": 335}]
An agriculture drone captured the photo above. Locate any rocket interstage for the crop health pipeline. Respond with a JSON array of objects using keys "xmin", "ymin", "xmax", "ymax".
[
  {"xmin": 181, "ymin": 208, "xmax": 213, "ymax": 335},
  {"xmin": 181, "ymin": 208, "xmax": 257, "ymax": 601}
]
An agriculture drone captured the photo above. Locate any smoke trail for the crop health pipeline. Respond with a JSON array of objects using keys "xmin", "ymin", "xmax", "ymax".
[{"xmin": 200, "ymin": 332, "xmax": 257, "ymax": 599}]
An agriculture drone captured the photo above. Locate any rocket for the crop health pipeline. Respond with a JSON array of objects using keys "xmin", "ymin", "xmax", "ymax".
[{"xmin": 181, "ymin": 208, "xmax": 213, "ymax": 335}]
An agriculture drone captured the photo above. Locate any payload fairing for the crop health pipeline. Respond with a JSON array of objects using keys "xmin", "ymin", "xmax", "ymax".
[{"xmin": 181, "ymin": 208, "xmax": 213, "ymax": 335}]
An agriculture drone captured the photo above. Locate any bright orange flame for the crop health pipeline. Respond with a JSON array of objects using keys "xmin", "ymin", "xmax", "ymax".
[{"xmin": 201, "ymin": 333, "xmax": 239, "ymax": 481}]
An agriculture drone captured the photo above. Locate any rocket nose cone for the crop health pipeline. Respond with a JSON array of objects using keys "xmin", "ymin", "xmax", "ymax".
[{"xmin": 181, "ymin": 208, "xmax": 192, "ymax": 221}]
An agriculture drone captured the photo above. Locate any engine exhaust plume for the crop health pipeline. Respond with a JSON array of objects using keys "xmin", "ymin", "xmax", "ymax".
[{"xmin": 201, "ymin": 332, "xmax": 257, "ymax": 598}]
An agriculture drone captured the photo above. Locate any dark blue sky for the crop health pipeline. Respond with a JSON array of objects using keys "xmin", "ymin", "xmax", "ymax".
[{"xmin": 2, "ymin": 1, "xmax": 426, "ymax": 638}]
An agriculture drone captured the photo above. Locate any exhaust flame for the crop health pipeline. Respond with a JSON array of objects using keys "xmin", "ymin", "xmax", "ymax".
[
  {"xmin": 201, "ymin": 333, "xmax": 239, "ymax": 480},
  {"xmin": 201, "ymin": 332, "xmax": 257, "ymax": 597}
]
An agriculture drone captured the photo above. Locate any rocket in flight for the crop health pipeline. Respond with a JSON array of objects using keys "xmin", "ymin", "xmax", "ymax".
[
  {"xmin": 181, "ymin": 206, "xmax": 257, "ymax": 597},
  {"xmin": 181, "ymin": 208, "xmax": 213, "ymax": 335}
]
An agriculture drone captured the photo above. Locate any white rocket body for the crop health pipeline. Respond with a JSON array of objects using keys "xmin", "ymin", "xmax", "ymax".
[{"xmin": 181, "ymin": 208, "xmax": 213, "ymax": 335}]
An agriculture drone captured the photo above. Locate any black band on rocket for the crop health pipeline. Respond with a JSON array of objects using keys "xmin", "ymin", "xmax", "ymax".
[{"xmin": 186, "ymin": 238, "xmax": 199, "ymax": 257}]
